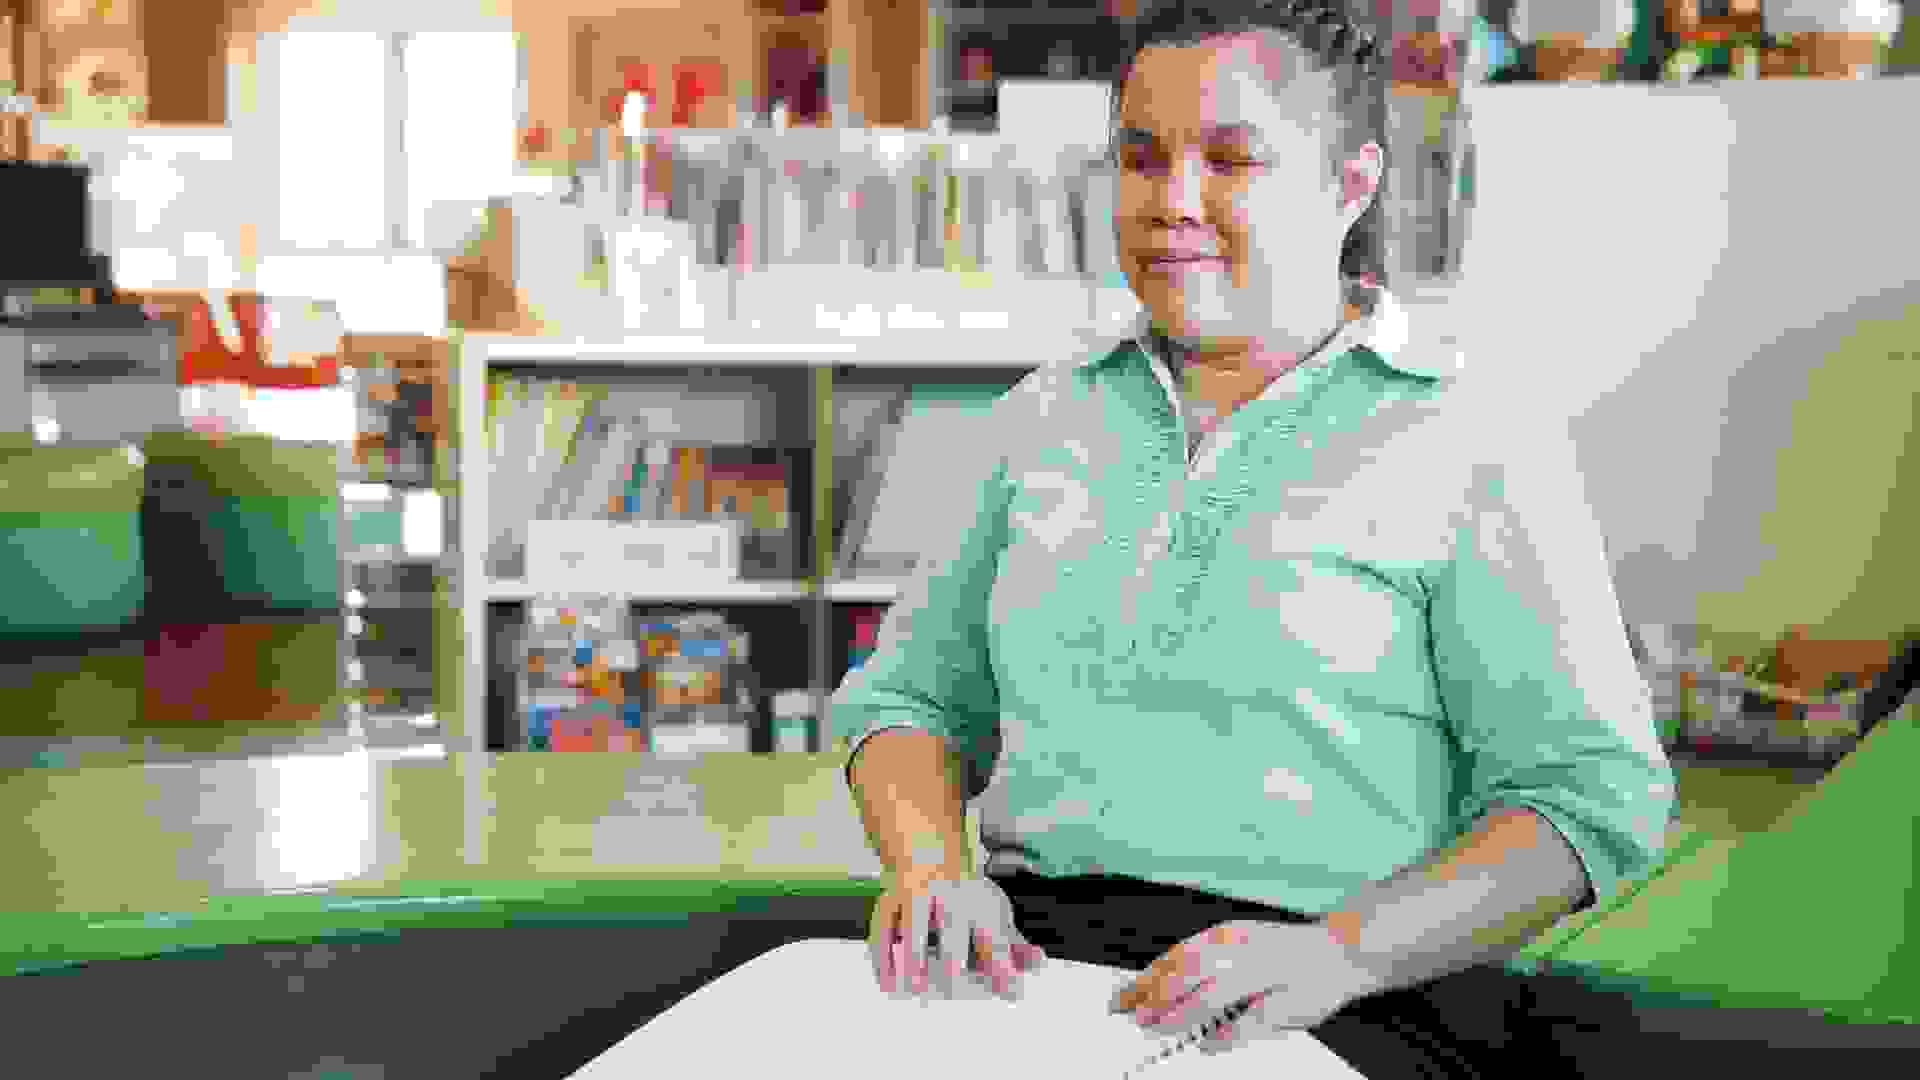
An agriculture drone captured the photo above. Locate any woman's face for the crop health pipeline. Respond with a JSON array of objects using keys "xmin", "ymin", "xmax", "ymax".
[{"xmin": 1113, "ymin": 32, "xmax": 1379, "ymax": 350}]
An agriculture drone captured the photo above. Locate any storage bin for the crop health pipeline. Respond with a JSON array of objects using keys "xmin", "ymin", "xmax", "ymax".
[{"xmin": 0, "ymin": 435, "xmax": 147, "ymax": 637}]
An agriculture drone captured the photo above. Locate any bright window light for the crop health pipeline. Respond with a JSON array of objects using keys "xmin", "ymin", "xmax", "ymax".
[
  {"xmin": 276, "ymin": 31, "xmax": 391, "ymax": 250},
  {"xmin": 403, "ymin": 31, "xmax": 519, "ymax": 251}
]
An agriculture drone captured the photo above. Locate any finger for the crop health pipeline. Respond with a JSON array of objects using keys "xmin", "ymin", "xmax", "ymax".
[
  {"xmin": 892, "ymin": 936, "xmax": 912, "ymax": 998},
  {"xmin": 1200, "ymin": 990, "xmax": 1269, "ymax": 1054},
  {"xmin": 1121, "ymin": 953, "xmax": 1181, "ymax": 1014},
  {"xmin": 869, "ymin": 896, "xmax": 900, "ymax": 991},
  {"xmin": 1142, "ymin": 975, "xmax": 1218, "ymax": 1036},
  {"xmin": 1111, "ymin": 974, "xmax": 1149, "ymax": 1015},
  {"xmin": 986, "ymin": 925, "xmax": 1022, "ymax": 996},
  {"xmin": 934, "ymin": 902, "xmax": 962, "ymax": 998},
  {"xmin": 972, "ymin": 926, "xmax": 1005, "ymax": 996},
  {"xmin": 1198, "ymin": 1020, "xmax": 1241, "ymax": 1056},
  {"xmin": 993, "ymin": 927, "xmax": 1024, "ymax": 996},
  {"xmin": 1013, "ymin": 939, "xmax": 1048, "ymax": 971},
  {"xmin": 906, "ymin": 888, "xmax": 933, "ymax": 995}
]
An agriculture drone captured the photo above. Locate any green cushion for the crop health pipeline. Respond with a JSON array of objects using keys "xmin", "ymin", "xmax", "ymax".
[
  {"xmin": 0, "ymin": 444, "xmax": 146, "ymax": 636},
  {"xmin": 142, "ymin": 433, "xmax": 341, "ymax": 611},
  {"xmin": 201, "ymin": 497, "xmax": 341, "ymax": 610},
  {"xmin": 0, "ymin": 513, "xmax": 144, "ymax": 637},
  {"xmin": 142, "ymin": 432, "xmax": 338, "ymax": 500}
]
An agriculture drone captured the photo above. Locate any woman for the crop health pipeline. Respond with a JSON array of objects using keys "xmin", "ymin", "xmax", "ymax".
[{"xmin": 835, "ymin": 1, "xmax": 1674, "ymax": 1075}]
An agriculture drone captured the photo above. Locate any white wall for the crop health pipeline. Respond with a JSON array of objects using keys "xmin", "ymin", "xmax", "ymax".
[{"xmin": 1454, "ymin": 77, "xmax": 1920, "ymax": 628}]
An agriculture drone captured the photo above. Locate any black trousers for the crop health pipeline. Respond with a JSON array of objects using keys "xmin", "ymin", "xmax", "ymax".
[{"xmin": 992, "ymin": 869, "xmax": 1582, "ymax": 1079}]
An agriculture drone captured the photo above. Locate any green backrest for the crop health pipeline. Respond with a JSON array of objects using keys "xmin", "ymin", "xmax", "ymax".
[
  {"xmin": 142, "ymin": 432, "xmax": 342, "ymax": 611},
  {"xmin": 0, "ymin": 436, "xmax": 146, "ymax": 637},
  {"xmin": 1539, "ymin": 701, "xmax": 1920, "ymax": 1024}
]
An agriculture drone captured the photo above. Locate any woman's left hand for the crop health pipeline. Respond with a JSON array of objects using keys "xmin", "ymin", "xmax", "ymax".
[{"xmin": 1109, "ymin": 920, "xmax": 1382, "ymax": 1056}]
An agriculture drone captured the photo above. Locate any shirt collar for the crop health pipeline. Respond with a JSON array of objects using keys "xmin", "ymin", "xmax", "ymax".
[{"xmin": 1078, "ymin": 283, "xmax": 1464, "ymax": 381}]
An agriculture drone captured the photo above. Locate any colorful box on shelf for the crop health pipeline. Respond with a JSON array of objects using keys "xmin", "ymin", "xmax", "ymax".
[{"xmin": 525, "ymin": 518, "xmax": 742, "ymax": 594}]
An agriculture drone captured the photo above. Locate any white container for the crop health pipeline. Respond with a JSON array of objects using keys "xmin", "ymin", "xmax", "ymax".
[
  {"xmin": 772, "ymin": 689, "xmax": 818, "ymax": 754},
  {"xmin": 527, "ymin": 518, "xmax": 742, "ymax": 594},
  {"xmin": 651, "ymin": 719, "xmax": 751, "ymax": 757},
  {"xmin": 611, "ymin": 219, "xmax": 698, "ymax": 332}
]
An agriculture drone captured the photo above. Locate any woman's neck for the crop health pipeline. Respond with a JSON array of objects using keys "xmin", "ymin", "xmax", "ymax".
[{"xmin": 1161, "ymin": 312, "xmax": 1353, "ymax": 383}]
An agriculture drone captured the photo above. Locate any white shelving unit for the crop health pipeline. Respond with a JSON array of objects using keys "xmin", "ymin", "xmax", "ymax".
[
  {"xmin": 458, "ymin": 324, "xmax": 1100, "ymax": 753},
  {"xmin": 485, "ymin": 578, "xmax": 810, "ymax": 604}
]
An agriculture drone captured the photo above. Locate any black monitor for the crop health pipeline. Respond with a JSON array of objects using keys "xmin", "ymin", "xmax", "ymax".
[{"xmin": 0, "ymin": 160, "xmax": 112, "ymax": 292}]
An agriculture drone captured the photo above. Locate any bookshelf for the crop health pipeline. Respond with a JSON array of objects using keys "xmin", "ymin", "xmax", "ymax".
[{"xmin": 458, "ymin": 325, "xmax": 1094, "ymax": 755}]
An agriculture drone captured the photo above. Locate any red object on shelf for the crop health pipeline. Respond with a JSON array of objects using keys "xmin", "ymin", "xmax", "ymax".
[
  {"xmin": 850, "ymin": 606, "xmax": 887, "ymax": 651},
  {"xmin": 548, "ymin": 708, "xmax": 602, "ymax": 752},
  {"xmin": 176, "ymin": 294, "xmax": 340, "ymax": 389},
  {"xmin": 960, "ymin": 48, "xmax": 994, "ymax": 84},
  {"xmin": 603, "ymin": 64, "xmax": 657, "ymax": 126},
  {"xmin": 671, "ymin": 60, "xmax": 725, "ymax": 127}
]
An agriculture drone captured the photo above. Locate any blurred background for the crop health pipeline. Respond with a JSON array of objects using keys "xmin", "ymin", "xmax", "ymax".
[{"xmin": 0, "ymin": 6, "xmax": 1916, "ymax": 1066}]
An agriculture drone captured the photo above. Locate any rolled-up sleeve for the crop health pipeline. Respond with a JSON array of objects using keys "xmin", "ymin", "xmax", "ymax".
[
  {"xmin": 1421, "ymin": 413, "xmax": 1677, "ymax": 910},
  {"xmin": 831, "ymin": 399, "xmax": 1015, "ymax": 802}
]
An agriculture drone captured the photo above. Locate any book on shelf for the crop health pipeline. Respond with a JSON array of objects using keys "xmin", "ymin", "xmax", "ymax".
[
  {"xmin": 576, "ymin": 414, "xmax": 648, "ymax": 523},
  {"xmin": 529, "ymin": 381, "xmax": 596, "ymax": 518},
  {"xmin": 486, "ymin": 377, "xmax": 539, "ymax": 572},
  {"xmin": 639, "ymin": 440, "xmax": 673, "ymax": 520},
  {"xmin": 544, "ymin": 410, "xmax": 612, "ymax": 523},
  {"xmin": 835, "ymin": 384, "xmax": 1007, "ymax": 583},
  {"xmin": 833, "ymin": 387, "xmax": 912, "ymax": 581},
  {"xmin": 487, "ymin": 379, "xmax": 597, "ymax": 578},
  {"xmin": 511, "ymin": 605, "xmax": 774, "ymax": 753},
  {"xmin": 485, "ymin": 369, "xmax": 812, "ymax": 588}
]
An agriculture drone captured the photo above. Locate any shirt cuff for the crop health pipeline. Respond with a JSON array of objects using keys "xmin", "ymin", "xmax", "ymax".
[
  {"xmin": 1478, "ymin": 799, "xmax": 1604, "ymax": 912},
  {"xmin": 842, "ymin": 721, "xmax": 936, "ymax": 791}
]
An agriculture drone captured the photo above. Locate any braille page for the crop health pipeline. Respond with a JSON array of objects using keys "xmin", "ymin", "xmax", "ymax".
[{"xmin": 568, "ymin": 939, "xmax": 1366, "ymax": 1079}]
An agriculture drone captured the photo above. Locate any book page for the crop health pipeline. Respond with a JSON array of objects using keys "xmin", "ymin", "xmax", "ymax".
[{"xmin": 570, "ymin": 939, "xmax": 1365, "ymax": 1080}]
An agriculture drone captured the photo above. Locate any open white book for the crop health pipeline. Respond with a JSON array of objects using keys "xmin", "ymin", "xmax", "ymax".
[{"xmin": 569, "ymin": 939, "xmax": 1365, "ymax": 1079}]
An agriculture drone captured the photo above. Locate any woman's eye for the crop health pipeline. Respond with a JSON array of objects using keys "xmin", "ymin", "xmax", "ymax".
[{"xmin": 1114, "ymin": 152, "xmax": 1265, "ymax": 174}]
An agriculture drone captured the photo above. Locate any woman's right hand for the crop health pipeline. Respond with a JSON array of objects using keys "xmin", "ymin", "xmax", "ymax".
[{"xmin": 869, "ymin": 865, "xmax": 1048, "ymax": 999}]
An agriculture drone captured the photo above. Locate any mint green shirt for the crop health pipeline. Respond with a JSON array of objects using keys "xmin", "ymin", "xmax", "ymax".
[{"xmin": 834, "ymin": 288, "xmax": 1676, "ymax": 916}]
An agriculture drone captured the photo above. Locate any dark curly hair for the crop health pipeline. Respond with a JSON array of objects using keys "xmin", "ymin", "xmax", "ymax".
[{"xmin": 1113, "ymin": 0, "xmax": 1391, "ymax": 288}]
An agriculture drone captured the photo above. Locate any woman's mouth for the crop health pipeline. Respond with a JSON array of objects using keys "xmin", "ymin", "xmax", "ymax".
[{"xmin": 1142, "ymin": 256, "xmax": 1229, "ymax": 276}]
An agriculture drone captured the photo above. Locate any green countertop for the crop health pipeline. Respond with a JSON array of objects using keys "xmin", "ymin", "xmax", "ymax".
[{"xmin": 0, "ymin": 746, "xmax": 1824, "ymax": 981}]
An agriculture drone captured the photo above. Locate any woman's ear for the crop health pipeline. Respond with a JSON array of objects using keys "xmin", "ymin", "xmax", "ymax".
[{"xmin": 1340, "ymin": 141, "xmax": 1384, "ymax": 216}]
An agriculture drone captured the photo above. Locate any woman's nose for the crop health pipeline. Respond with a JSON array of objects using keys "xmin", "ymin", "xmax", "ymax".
[{"xmin": 1148, "ymin": 155, "xmax": 1207, "ymax": 223}]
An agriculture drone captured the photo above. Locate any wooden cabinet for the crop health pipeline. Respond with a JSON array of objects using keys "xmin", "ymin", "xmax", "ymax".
[
  {"xmin": 136, "ymin": 0, "xmax": 227, "ymax": 125},
  {"xmin": 30, "ymin": 0, "xmax": 147, "ymax": 122},
  {"xmin": 2, "ymin": 0, "xmax": 229, "ymax": 148}
]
